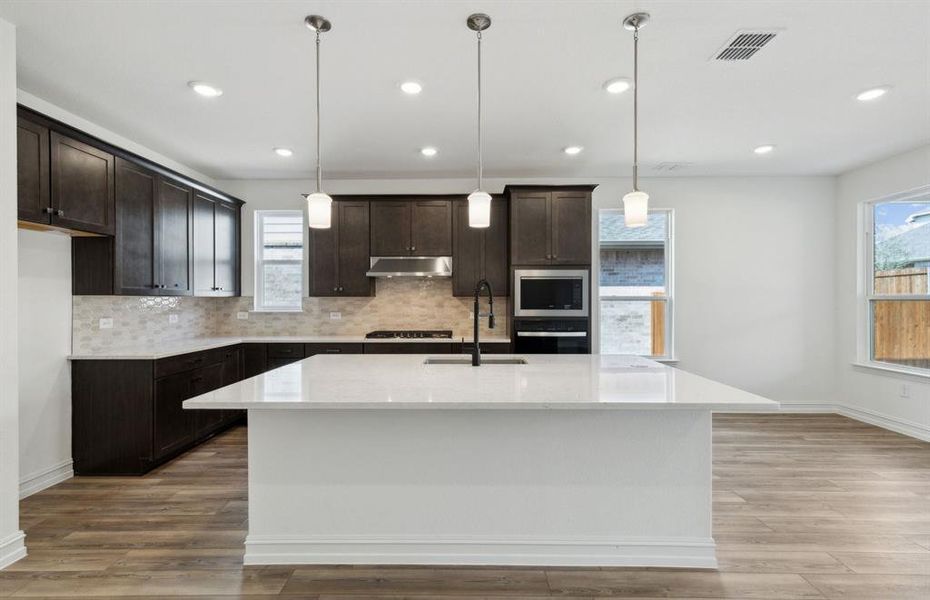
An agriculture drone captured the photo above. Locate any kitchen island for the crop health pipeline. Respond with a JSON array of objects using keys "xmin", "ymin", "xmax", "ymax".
[{"xmin": 185, "ymin": 354, "xmax": 776, "ymax": 568}]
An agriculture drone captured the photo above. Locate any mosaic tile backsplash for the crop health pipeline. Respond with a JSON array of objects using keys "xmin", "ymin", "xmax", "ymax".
[{"xmin": 73, "ymin": 279, "xmax": 509, "ymax": 354}]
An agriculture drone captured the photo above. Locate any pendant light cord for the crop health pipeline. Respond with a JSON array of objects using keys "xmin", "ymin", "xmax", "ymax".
[
  {"xmin": 476, "ymin": 29, "xmax": 483, "ymax": 191},
  {"xmin": 632, "ymin": 26, "xmax": 639, "ymax": 192},
  {"xmin": 315, "ymin": 30, "xmax": 322, "ymax": 194}
]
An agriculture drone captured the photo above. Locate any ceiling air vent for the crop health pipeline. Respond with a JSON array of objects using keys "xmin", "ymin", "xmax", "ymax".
[
  {"xmin": 713, "ymin": 30, "xmax": 779, "ymax": 61},
  {"xmin": 653, "ymin": 162, "xmax": 693, "ymax": 173}
]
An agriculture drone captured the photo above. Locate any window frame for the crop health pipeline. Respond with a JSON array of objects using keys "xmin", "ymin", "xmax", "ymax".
[
  {"xmin": 859, "ymin": 185, "xmax": 930, "ymax": 377},
  {"xmin": 595, "ymin": 208, "xmax": 675, "ymax": 360},
  {"xmin": 254, "ymin": 209, "xmax": 305, "ymax": 313}
]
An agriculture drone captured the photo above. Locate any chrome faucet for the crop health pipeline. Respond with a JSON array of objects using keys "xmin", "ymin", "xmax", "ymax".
[{"xmin": 472, "ymin": 279, "xmax": 495, "ymax": 366}]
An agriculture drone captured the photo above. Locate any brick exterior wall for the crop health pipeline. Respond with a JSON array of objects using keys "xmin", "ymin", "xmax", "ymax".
[{"xmin": 599, "ymin": 248, "xmax": 665, "ymax": 287}]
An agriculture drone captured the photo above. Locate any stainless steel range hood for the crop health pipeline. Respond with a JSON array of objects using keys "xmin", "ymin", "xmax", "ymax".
[{"xmin": 366, "ymin": 256, "xmax": 452, "ymax": 278}]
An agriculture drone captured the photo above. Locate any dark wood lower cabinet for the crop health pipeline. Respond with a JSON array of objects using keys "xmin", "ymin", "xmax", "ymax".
[
  {"xmin": 73, "ymin": 346, "xmax": 246, "ymax": 475},
  {"xmin": 363, "ymin": 342, "xmax": 454, "ymax": 354}
]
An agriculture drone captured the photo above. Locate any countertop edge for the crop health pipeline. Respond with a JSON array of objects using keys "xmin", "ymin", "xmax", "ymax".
[{"xmin": 183, "ymin": 400, "xmax": 780, "ymax": 411}]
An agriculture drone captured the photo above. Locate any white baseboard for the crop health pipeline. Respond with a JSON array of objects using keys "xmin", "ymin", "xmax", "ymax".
[
  {"xmin": 19, "ymin": 459, "xmax": 73, "ymax": 499},
  {"xmin": 838, "ymin": 405, "xmax": 930, "ymax": 442},
  {"xmin": 244, "ymin": 535, "xmax": 718, "ymax": 568},
  {"xmin": 719, "ymin": 403, "xmax": 930, "ymax": 442},
  {"xmin": 0, "ymin": 531, "xmax": 26, "ymax": 570}
]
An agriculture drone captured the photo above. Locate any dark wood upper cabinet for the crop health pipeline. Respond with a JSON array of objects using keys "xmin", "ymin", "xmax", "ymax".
[
  {"xmin": 509, "ymin": 187, "xmax": 594, "ymax": 266},
  {"xmin": 16, "ymin": 116, "xmax": 50, "ymax": 224},
  {"xmin": 411, "ymin": 200, "xmax": 452, "ymax": 256},
  {"xmin": 50, "ymin": 131, "xmax": 115, "ymax": 235},
  {"xmin": 370, "ymin": 198, "xmax": 451, "ymax": 256},
  {"xmin": 114, "ymin": 158, "xmax": 158, "ymax": 295},
  {"xmin": 193, "ymin": 193, "xmax": 240, "ymax": 296},
  {"xmin": 370, "ymin": 201, "xmax": 411, "ymax": 256},
  {"xmin": 310, "ymin": 199, "xmax": 373, "ymax": 297},
  {"xmin": 157, "ymin": 178, "xmax": 193, "ymax": 295},
  {"xmin": 510, "ymin": 191, "xmax": 551, "ymax": 266},
  {"xmin": 452, "ymin": 197, "xmax": 508, "ymax": 296},
  {"xmin": 550, "ymin": 191, "xmax": 591, "ymax": 265},
  {"xmin": 214, "ymin": 201, "xmax": 239, "ymax": 295}
]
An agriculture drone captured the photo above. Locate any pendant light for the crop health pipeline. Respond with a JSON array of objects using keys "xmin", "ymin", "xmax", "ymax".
[
  {"xmin": 304, "ymin": 15, "xmax": 333, "ymax": 229},
  {"xmin": 622, "ymin": 12, "xmax": 650, "ymax": 228},
  {"xmin": 466, "ymin": 13, "xmax": 492, "ymax": 228}
]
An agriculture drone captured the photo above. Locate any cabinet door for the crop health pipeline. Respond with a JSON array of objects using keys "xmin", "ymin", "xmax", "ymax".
[
  {"xmin": 551, "ymin": 191, "xmax": 591, "ymax": 265},
  {"xmin": 308, "ymin": 208, "xmax": 338, "ymax": 296},
  {"xmin": 242, "ymin": 343, "xmax": 267, "ymax": 378},
  {"xmin": 193, "ymin": 363, "xmax": 225, "ymax": 437},
  {"xmin": 154, "ymin": 372, "xmax": 195, "ymax": 459},
  {"xmin": 17, "ymin": 116, "xmax": 50, "ymax": 224},
  {"xmin": 452, "ymin": 201, "xmax": 483, "ymax": 296},
  {"xmin": 364, "ymin": 342, "xmax": 453, "ymax": 354},
  {"xmin": 411, "ymin": 200, "xmax": 452, "ymax": 256},
  {"xmin": 214, "ymin": 201, "xmax": 239, "ymax": 295},
  {"xmin": 192, "ymin": 193, "xmax": 217, "ymax": 295},
  {"xmin": 157, "ymin": 178, "xmax": 193, "ymax": 295},
  {"xmin": 336, "ymin": 200, "xmax": 373, "ymax": 296},
  {"xmin": 370, "ymin": 201, "xmax": 411, "ymax": 255},
  {"xmin": 114, "ymin": 158, "xmax": 158, "ymax": 295},
  {"xmin": 510, "ymin": 191, "xmax": 551, "ymax": 265},
  {"xmin": 484, "ymin": 198, "xmax": 510, "ymax": 295},
  {"xmin": 50, "ymin": 131, "xmax": 115, "ymax": 235}
]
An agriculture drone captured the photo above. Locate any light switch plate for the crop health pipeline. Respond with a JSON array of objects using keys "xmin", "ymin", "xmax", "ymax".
[
  {"xmin": 237, "ymin": 312, "xmax": 249, "ymax": 320},
  {"xmin": 330, "ymin": 312, "xmax": 342, "ymax": 320},
  {"xmin": 168, "ymin": 314, "xmax": 179, "ymax": 324},
  {"xmin": 98, "ymin": 317, "xmax": 113, "ymax": 330}
]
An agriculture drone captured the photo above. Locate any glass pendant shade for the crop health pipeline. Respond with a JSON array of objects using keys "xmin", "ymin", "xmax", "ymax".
[
  {"xmin": 622, "ymin": 190, "xmax": 649, "ymax": 228},
  {"xmin": 306, "ymin": 192, "xmax": 333, "ymax": 229},
  {"xmin": 467, "ymin": 190, "xmax": 492, "ymax": 228}
]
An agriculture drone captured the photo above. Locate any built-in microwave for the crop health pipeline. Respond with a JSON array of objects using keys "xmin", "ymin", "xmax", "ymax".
[{"xmin": 513, "ymin": 269, "xmax": 589, "ymax": 317}]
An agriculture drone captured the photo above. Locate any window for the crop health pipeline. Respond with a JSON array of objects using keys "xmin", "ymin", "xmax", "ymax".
[
  {"xmin": 598, "ymin": 209, "xmax": 672, "ymax": 358},
  {"xmin": 254, "ymin": 210, "xmax": 304, "ymax": 311},
  {"xmin": 865, "ymin": 190, "xmax": 930, "ymax": 373}
]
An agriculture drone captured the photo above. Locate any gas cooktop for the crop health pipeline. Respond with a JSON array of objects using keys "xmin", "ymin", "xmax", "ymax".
[{"xmin": 366, "ymin": 330, "xmax": 454, "ymax": 339}]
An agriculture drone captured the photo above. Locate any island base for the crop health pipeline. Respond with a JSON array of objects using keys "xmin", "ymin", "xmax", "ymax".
[{"xmin": 245, "ymin": 408, "xmax": 716, "ymax": 568}]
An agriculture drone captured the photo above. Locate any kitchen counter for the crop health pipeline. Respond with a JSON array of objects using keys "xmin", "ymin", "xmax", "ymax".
[
  {"xmin": 183, "ymin": 354, "xmax": 775, "ymax": 569},
  {"xmin": 68, "ymin": 335, "xmax": 512, "ymax": 360},
  {"xmin": 184, "ymin": 354, "xmax": 775, "ymax": 411}
]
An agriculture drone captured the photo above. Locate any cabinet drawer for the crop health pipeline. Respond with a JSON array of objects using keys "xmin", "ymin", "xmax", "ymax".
[
  {"xmin": 305, "ymin": 343, "xmax": 363, "ymax": 356},
  {"xmin": 364, "ymin": 342, "xmax": 453, "ymax": 354},
  {"xmin": 266, "ymin": 343, "xmax": 305, "ymax": 359},
  {"xmin": 154, "ymin": 348, "xmax": 225, "ymax": 379}
]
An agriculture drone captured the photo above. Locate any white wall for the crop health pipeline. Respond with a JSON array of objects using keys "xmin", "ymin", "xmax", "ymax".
[
  {"xmin": 219, "ymin": 175, "xmax": 837, "ymax": 408},
  {"xmin": 0, "ymin": 16, "xmax": 26, "ymax": 568},
  {"xmin": 835, "ymin": 144, "xmax": 930, "ymax": 440},
  {"xmin": 17, "ymin": 230, "xmax": 72, "ymax": 497},
  {"xmin": 17, "ymin": 91, "xmax": 217, "ymax": 186}
]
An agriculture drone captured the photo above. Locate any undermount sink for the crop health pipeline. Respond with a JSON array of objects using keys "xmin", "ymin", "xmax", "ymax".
[{"xmin": 424, "ymin": 356, "xmax": 529, "ymax": 365}]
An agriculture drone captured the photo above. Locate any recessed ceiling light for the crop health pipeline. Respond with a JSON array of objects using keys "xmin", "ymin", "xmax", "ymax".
[
  {"xmin": 856, "ymin": 86, "xmax": 890, "ymax": 102},
  {"xmin": 603, "ymin": 77, "xmax": 632, "ymax": 94},
  {"xmin": 188, "ymin": 81, "xmax": 223, "ymax": 97},
  {"xmin": 563, "ymin": 146, "xmax": 583, "ymax": 155},
  {"xmin": 420, "ymin": 147, "xmax": 438, "ymax": 157},
  {"xmin": 753, "ymin": 144, "xmax": 775, "ymax": 155},
  {"xmin": 400, "ymin": 81, "xmax": 423, "ymax": 95},
  {"xmin": 274, "ymin": 148, "xmax": 293, "ymax": 157}
]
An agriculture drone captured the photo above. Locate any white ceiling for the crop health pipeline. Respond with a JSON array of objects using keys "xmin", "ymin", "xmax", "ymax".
[{"xmin": 2, "ymin": 0, "xmax": 928, "ymax": 180}]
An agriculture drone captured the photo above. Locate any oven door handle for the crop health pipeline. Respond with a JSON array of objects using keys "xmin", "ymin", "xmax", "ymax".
[{"xmin": 516, "ymin": 331, "xmax": 587, "ymax": 338}]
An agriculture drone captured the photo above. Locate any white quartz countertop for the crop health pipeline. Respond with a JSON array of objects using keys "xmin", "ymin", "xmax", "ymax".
[
  {"xmin": 68, "ymin": 335, "xmax": 511, "ymax": 360},
  {"xmin": 183, "ymin": 354, "xmax": 778, "ymax": 411}
]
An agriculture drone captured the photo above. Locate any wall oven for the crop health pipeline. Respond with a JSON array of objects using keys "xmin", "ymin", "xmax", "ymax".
[
  {"xmin": 513, "ymin": 269, "xmax": 589, "ymax": 318},
  {"xmin": 514, "ymin": 319, "xmax": 589, "ymax": 354}
]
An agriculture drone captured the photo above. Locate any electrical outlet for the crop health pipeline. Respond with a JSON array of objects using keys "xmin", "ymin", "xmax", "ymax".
[
  {"xmin": 98, "ymin": 317, "xmax": 113, "ymax": 330},
  {"xmin": 237, "ymin": 312, "xmax": 249, "ymax": 320},
  {"xmin": 329, "ymin": 312, "xmax": 342, "ymax": 320},
  {"xmin": 900, "ymin": 384, "xmax": 911, "ymax": 399},
  {"xmin": 168, "ymin": 314, "xmax": 179, "ymax": 324}
]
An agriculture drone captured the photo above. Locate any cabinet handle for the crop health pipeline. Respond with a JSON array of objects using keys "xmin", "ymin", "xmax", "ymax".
[
  {"xmin": 174, "ymin": 283, "xmax": 179, "ymax": 288},
  {"xmin": 43, "ymin": 207, "xmax": 55, "ymax": 214},
  {"xmin": 338, "ymin": 286, "xmax": 344, "ymax": 292},
  {"xmin": 56, "ymin": 209, "xmax": 65, "ymax": 217},
  {"xmin": 411, "ymin": 246, "xmax": 416, "ymax": 252},
  {"xmin": 324, "ymin": 348, "xmax": 342, "ymax": 353}
]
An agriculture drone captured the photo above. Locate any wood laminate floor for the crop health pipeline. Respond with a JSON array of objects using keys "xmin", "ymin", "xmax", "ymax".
[{"xmin": 0, "ymin": 414, "xmax": 928, "ymax": 599}]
